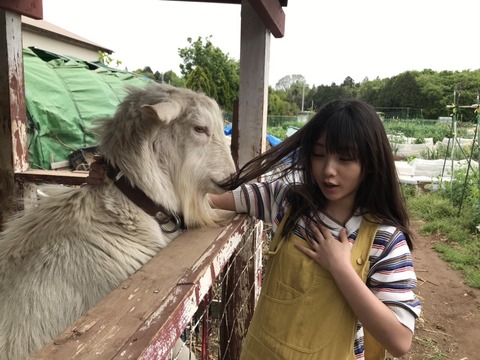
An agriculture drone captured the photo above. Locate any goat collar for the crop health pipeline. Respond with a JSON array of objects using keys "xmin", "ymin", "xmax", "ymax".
[{"xmin": 106, "ymin": 164, "xmax": 186, "ymax": 233}]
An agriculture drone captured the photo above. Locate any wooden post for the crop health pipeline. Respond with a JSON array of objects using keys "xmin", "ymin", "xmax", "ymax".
[
  {"xmin": 0, "ymin": 10, "xmax": 28, "ymax": 227},
  {"xmin": 237, "ymin": 0, "xmax": 270, "ymax": 169}
]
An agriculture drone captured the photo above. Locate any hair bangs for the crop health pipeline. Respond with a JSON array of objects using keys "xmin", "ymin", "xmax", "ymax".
[{"xmin": 323, "ymin": 113, "xmax": 360, "ymax": 160}]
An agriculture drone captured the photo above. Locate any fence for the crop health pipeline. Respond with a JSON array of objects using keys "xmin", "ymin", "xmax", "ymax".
[
  {"xmin": 267, "ymin": 115, "xmax": 302, "ymax": 127},
  {"xmin": 31, "ymin": 214, "xmax": 263, "ymax": 360},
  {"xmin": 375, "ymin": 107, "xmax": 424, "ymax": 120}
]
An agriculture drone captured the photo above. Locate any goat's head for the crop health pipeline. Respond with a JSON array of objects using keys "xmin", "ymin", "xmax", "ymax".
[{"xmin": 97, "ymin": 84, "xmax": 236, "ymax": 227}]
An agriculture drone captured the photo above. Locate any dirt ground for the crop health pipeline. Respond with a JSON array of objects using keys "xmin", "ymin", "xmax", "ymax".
[{"xmin": 396, "ymin": 219, "xmax": 480, "ymax": 360}]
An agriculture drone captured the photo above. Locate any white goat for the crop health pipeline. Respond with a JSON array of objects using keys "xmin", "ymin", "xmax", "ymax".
[{"xmin": 0, "ymin": 84, "xmax": 236, "ymax": 360}]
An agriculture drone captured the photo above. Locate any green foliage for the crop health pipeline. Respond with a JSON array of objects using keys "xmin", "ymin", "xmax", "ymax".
[
  {"xmin": 397, "ymin": 115, "xmax": 480, "ymax": 288},
  {"xmin": 185, "ymin": 66, "xmax": 214, "ymax": 97},
  {"xmin": 441, "ymin": 167, "xmax": 480, "ymax": 211},
  {"xmin": 131, "ymin": 52, "xmax": 480, "ymax": 118},
  {"xmin": 434, "ymin": 242, "xmax": 480, "ymax": 288},
  {"xmin": 163, "ymin": 70, "xmax": 185, "ymax": 87},
  {"xmin": 268, "ymin": 87, "xmax": 299, "ymax": 115},
  {"xmin": 131, "ymin": 67, "xmax": 186, "ymax": 88},
  {"xmin": 133, "ymin": 66, "xmax": 158, "ymax": 81},
  {"xmin": 98, "ymin": 51, "xmax": 122, "ymax": 68},
  {"xmin": 376, "ymin": 72, "xmax": 423, "ymax": 109},
  {"xmin": 178, "ymin": 36, "xmax": 239, "ymax": 111},
  {"xmin": 407, "ymin": 192, "xmax": 456, "ymax": 221},
  {"xmin": 283, "ymin": 69, "xmax": 480, "ymax": 118},
  {"xmin": 267, "ymin": 121, "xmax": 304, "ymax": 140},
  {"xmin": 420, "ymin": 146, "xmax": 444, "ymax": 160},
  {"xmin": 400, "ymin": 183, "xmax": 418, "ymax": 199},
  {"xmin": 407, "ymin": 183, "xmax": 480, "ymax": 288},
  {"xmin": 383, "ymin": 120, "xmax": 453, "ymax": 143},
  {"xmin": 414, "ymin": 136, "xmax": 425, "ymax": 144}
]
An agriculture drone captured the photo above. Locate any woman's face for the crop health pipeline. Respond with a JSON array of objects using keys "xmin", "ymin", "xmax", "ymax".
[{"xmin": 310, "ymin": 134, "xmax": 362, "ymax": 212}]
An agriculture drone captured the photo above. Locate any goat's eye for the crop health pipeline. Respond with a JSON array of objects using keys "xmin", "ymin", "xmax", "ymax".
[{"xmin": 194, "ymin": 126, "xmax": 207, "ymax": 133}]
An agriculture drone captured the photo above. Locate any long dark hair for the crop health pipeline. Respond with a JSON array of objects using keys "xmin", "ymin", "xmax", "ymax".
[{"xmin": 221, "ymin": 99, "xmax": 413, "ymax": 249}]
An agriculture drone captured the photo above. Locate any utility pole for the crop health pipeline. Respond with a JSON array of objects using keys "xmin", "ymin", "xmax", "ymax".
[{"xmin": 301, "ymin": 81, "xmax": 306, "ymax": 112}]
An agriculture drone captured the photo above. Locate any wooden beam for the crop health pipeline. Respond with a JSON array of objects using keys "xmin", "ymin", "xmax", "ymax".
[
  {"xmin": 166, "ymin": 0, "xmax": 288, "ymax": 5},
  {"xmin": 247, "ymin": 0, "xmax": 285, "ymax": 38},
  {"xmin": 0, "ymin": 0, "xmax": 43, "ymax": 20}
]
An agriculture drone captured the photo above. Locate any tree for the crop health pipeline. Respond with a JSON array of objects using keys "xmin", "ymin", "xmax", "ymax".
[
  {"xmin": 341, "ymin": 76, "xmax": 355, "ymax": 88},
  {"xmin": 178, "ymin": 36, "xmax": 239, "ymax": 111},
  {"xmin": 310, "ymin": 84, "xmax": 348, "ymax": 109},
  {"xmin": 285, "ymin": 80, "xmax": 309, "ymax": 111},
  {"xmin": 185, "ymin": 66, "xmax": 214, "ymax": 98},
  {"xmin": 275, "ymin": 74, "xmax": 305, "ymax": 91},
  {"xmin": 379, "ymin": 72, "xmax": 423, "ymax": 109},
  {"xmin": 268, "ymin": 87, "xmax": 298, "ymax": 115},
  {"xmin": 357, "ymin": 77, "xmax": 385, "ymax": 105},
  {"xmin": 163, "ymin": 70, "xmax": 185, "ymax": 87},
  {"xmin": 133, "ymin": 66, "xmax": 157, "ymax": 81}
]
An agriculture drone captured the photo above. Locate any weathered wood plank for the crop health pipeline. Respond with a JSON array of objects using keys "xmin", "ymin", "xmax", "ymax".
[
  {"xmin": 15, "ymin": 169, "xmax": 88, "ymax": 185},
  {"xmin": 0, "ymin": 10, "xmax": 29, "ymax": 225},
  {"xmin": 31, "ymin": 214, "xmax": 252, "ymax": 360}
]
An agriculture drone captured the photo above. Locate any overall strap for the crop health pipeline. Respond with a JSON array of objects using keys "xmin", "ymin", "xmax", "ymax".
[
  {"xmin": 353, "ymin": 218, "xmax": 386, "ymax": 360},
  {"xmin": 350, "ymin": 218, "xmax": 379, "ymax": 280}
]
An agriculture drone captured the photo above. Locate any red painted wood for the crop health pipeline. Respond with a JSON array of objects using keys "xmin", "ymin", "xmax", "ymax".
[{"xmin": 0, "ymin": 0, "xmax": 43, "ymax": 19}]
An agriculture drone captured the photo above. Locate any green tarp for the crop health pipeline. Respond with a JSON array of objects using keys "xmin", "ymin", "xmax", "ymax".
[{"xmin": 23, "ymin": 47, "xmax": 155, "ymax": 169}]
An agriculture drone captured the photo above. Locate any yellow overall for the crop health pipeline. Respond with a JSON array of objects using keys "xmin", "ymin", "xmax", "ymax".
[{"xmin": 240, "ymin": 214, "xmax": 381, "ymax": 360}]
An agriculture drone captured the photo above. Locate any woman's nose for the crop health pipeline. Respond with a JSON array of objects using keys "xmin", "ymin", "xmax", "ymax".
[{"xmin": 322, "ymin": 156, "xmax": 337, "ymax": 176}]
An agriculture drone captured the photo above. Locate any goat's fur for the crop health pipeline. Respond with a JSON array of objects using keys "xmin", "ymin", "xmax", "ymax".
[{"xmin": 0, "ymin": 84, "xmax": 235, "ymax": 360}]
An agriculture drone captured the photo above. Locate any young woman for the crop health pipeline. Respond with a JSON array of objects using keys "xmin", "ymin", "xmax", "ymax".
[{"xmin": 87, "ymin": 99, "xmax": 421, "ymax": 360}]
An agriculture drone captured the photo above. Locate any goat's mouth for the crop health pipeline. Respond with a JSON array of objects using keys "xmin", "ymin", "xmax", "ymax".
[
  {"xmin": 209, "ymin": 181, "xmax": 229, "ymax": 194},
  {"xmin": 214, "ymin": 174, "xmax": 236, "ymax": 192}
]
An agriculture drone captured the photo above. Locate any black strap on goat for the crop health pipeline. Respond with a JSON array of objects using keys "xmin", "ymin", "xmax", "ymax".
[{"xmin": 106, "ymin": 164, "xmax": 186, "ymax": 233}]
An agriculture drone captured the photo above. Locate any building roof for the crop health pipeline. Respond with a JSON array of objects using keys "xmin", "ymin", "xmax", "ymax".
[{"xmin": 21, "ymin": 16, "xmax": 113, "ymax": 54}]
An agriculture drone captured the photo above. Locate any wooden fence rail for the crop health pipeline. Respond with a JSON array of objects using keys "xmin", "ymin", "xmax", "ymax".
[{"xmin": 30, "ymin": 214, "xmax": 263, "ymax": 360}]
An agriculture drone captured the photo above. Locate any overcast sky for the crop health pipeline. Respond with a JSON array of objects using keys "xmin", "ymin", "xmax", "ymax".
[{"xmin": 41, "ymin": 0, "xmax": 480, "ymax": 87}]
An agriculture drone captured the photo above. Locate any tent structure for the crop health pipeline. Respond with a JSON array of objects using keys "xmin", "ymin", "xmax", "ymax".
[{"xmin": 23, "ymin": 47, "xmax": 154, "ymax": 169}]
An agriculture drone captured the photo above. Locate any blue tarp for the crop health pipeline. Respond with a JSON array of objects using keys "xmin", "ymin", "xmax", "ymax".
[{"xmin": 266, "ymin": 133, "xmax": 282, "ymax": 146}]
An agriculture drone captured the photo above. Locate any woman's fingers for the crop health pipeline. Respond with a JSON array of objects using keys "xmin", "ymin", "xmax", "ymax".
[
  {"xmin": 309, "ymin": 223, "xmax": 329, "ymax": 241},
  {"xmin": 300, "ymin": 228, "xmax": 318, "ymax": 247},
  {"xmin": 338, "ymin": 228, "xmax": 348, "ymax": 243}
]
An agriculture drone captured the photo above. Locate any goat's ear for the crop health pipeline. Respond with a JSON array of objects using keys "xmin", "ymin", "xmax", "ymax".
[{"xmin": 141, "ymin": 101, "xmax": 182, "ymax": 124}]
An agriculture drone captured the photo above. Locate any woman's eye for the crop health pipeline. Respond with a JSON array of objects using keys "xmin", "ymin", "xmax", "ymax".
[{"xmin": 194, "ymin": 126, "xmax": 207, "ymax": 133}]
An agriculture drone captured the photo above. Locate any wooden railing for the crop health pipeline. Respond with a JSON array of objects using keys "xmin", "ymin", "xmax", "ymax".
[{"xmin": 30, "ymin": 214, "xmax": 263, "ymax": 360}]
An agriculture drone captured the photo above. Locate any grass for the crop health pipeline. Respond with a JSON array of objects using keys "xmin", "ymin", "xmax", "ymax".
[
  {"xmin": 410, "ymin": 337, "xmax": 449, "ymax": 360},
  {"xmin": 405, "ymin": 188, "xmax": 480, "ymax": 288}
]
